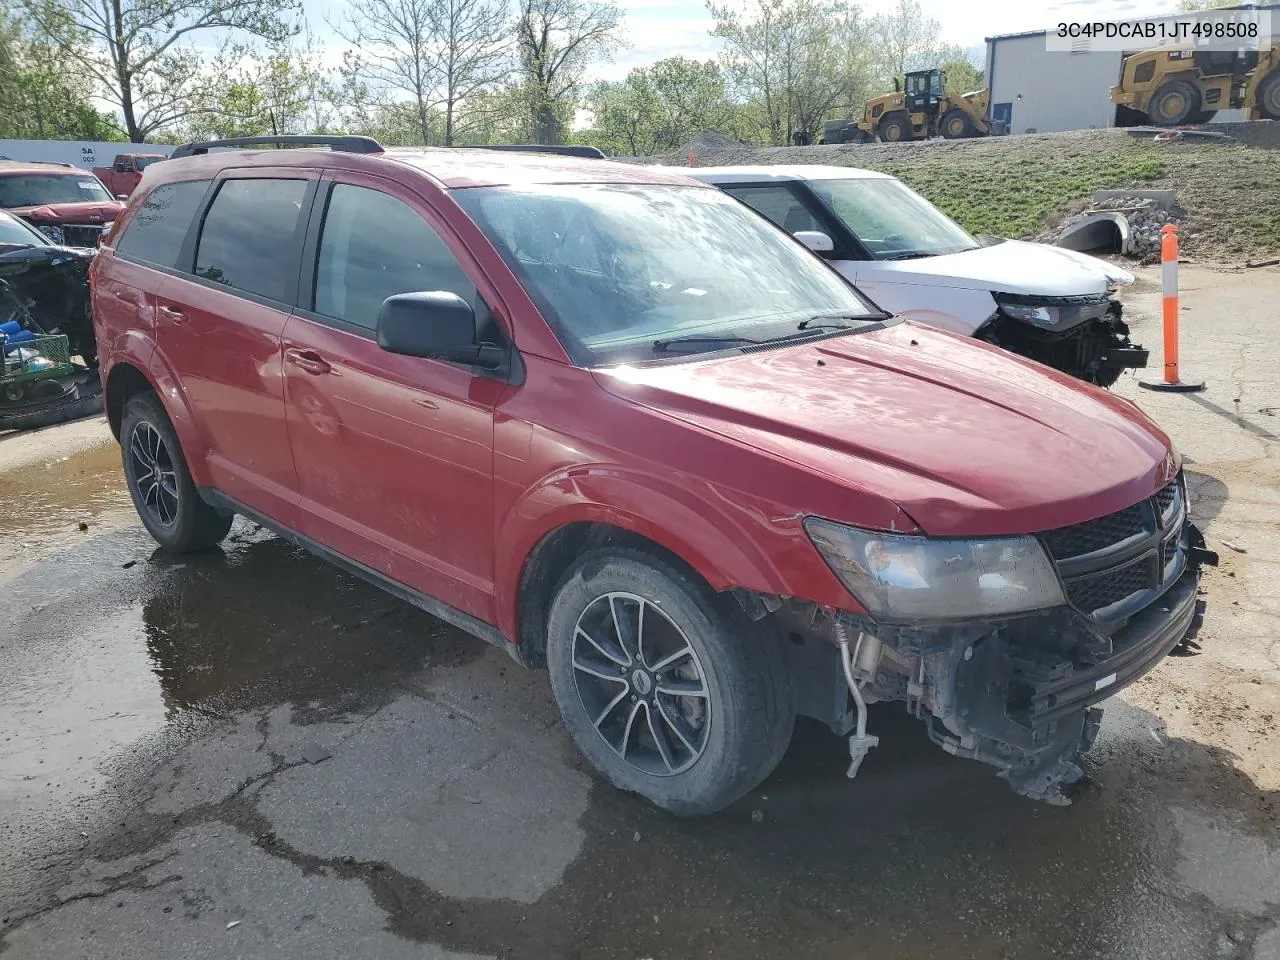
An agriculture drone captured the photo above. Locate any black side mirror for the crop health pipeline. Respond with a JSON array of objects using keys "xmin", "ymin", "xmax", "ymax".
[{"xmin": 376, "ymin": 291, "xmax": 504, "ymax": 369}]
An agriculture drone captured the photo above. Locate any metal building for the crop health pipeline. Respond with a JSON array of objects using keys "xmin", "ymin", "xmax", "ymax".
[{"xmin": 984, "ymin": 4, "xmax": 1278, "ymax": 134}]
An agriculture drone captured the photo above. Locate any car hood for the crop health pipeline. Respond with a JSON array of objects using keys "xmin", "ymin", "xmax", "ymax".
[
  {"xmin": 861, "ymin": 239, "xmax": 1133, "ymax": 297},
  {"xmin": 11, "ymin": 200, "xmax": 125, "ymax": 223},
  {"xmin": 595, "ymin": 323, "xmax": 1174, "ymax": 537}
]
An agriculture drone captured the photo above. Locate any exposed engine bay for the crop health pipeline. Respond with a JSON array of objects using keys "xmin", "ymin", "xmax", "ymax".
[
  {"xmin": 742, "ymin": 474, "xmax": 1215, "ymax": 804},
  {"xmin": 978, "ymin": 293, "xmax": 1149, "ymax": 388},
  {"xmin": 0, "ymin": 243, "xmax": 101, "ymax": 430}
]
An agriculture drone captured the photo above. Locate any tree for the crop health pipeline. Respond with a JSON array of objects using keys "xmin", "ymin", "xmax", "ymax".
[
  {"xmin": 19, "ymin": 0, "xmax": 300, "ymax": 142},
  {"xmin": 429, "ymin": 0, "xmax": 513, "ymax": 145},
  {"xmin": 869, "ymin": 0, "xmax": 940, "ymax": 80},
  {"xmin": 937, "ymin": 52, "xmax": 983, "ymax": 95},
  {"xmin": 709, "ymin": 0, "xmax": 787, "ymax": 145},
  {"xmin": 584, "ymin": 57, "xmax": 741, "ymax": 155},
  {"xmin": 515, "ymin": 0, "xmax": 624, "ymax": 144},
  {"xmin": 336, "ymin": 0, "xmax": 439, "ymax": 145}
]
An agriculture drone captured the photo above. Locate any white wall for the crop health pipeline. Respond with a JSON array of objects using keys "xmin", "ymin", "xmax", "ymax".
[
  {"xmin": 0, "ymin": 140, "xmax": 173, "ymax": 171},
  {"xmin": 987, "ymin": 34, "xmax": 1125, "ymax": 134}
]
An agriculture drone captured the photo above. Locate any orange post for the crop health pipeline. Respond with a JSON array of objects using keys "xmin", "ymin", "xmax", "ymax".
[
  {"xmin": 688, "ymin": 148, "xmax": 695, "ymax": 167},
  {"xmin": 1140, "ymin": 223, "xmax": 1204, "ymax": 393}
]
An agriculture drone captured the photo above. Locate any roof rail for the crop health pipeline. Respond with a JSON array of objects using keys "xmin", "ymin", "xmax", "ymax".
[
  {"xmin": 169, "ymin": 135, "xmax": 385, "ymax": 159},
  {"xmin": 470, "ymin": 144, "xmax": 607, "ymax": 159}
]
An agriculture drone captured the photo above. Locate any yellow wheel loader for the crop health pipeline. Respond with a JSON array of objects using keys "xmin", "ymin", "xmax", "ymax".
[
  {"xmin": 819, "ymin": 69, "xmax": 991, "ymax": 144},
  {"xmin": 1110, "ymin": 43, "xmax": 1280, "ymax": 126}
]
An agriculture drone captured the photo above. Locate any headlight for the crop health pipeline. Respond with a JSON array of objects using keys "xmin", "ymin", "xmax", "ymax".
[
  {"xmin": 997, "ymin": 300, "xmax": 1059, "ymax": 327},
  {"xmin": 37, "ymin": 224, "xmax": 65, "ymax": 244},
  {"xmin": 804, "ymin": 518, "xmax": 1065, "ymax": 619}
]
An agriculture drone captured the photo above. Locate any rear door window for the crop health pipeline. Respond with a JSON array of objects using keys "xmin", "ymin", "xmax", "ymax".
[
  {"xmin": 115, "ymin": 180, "xmax": 209, "ymax": 268},
  {"xmin": 721, "ymin": 184, "xmax": 824, "ymax": 235},
  {"xmin": 194, "ymin": 179, "xmax": 308, "ymax": 302},
  {"xmin": 313, "ymin": 183, "xmax": 476, "ymax": 331}
]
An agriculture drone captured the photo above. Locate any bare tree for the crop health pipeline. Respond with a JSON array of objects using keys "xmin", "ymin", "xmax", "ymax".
[
  {"xmin": 428, "ymin": 0, "xmax": 512, "ymax": 145},
  {"xmin": 336, "ymin": 0, "xmax": 439, "ymax": 144},
  {"xmin": 19, "ymin": 0, "xmax": 299, "ymax": 141},
  {"xmin": 869, "ymin": 0, "xmax": 940, "ymax": 81},
  {"xmin": 515, "ymin": 0, "xmax": 623, "ymax": 143},
  {"xmin": 710, "ymin": 0, "xmax": 787, "ymax": 145}
]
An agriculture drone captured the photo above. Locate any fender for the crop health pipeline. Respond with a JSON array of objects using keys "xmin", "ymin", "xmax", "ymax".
[{"xmin": 494, "ymin": 464, "xmax": 850, "ymax": 642}]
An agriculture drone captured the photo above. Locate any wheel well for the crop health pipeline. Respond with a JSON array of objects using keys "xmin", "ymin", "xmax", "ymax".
[
  {"xmin": 515, "ymin": 522, "xmax": 703, "ymax": 667},
  {"xmin": 105, "ymin": 363, "xmax": 153, "ymax": 440}
]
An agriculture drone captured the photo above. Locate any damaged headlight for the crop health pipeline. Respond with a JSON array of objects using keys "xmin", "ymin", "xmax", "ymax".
[
  {"xmin": 804, "ymin": 518, "xmax": 1066, "ymax": 619},
  {"xmin": 36, "ymin": 224, "xmax": 65, "ymax": 244},
  {"xmin": 995, "ymin": 297, "xmax": 1059, "ymax": 328}
]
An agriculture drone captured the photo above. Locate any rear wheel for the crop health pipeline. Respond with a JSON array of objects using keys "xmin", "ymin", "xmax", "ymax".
[
  {"xmin": 1258, "ymin": 70, "xmax": 1280, "ymax": 121},
  {"xmin": 940, "ymin": 108, "xmax": 975, "ymax": 139},
  {"xmin": 1148, "ymin": 79, "xmax": 1200, "ymax": 126},
  {"xmin": 878, "ymin": 112, "xmax": 911, "ymax": 143},
  {"xmin": 120, "ymin": 392, "xmax": 232, "ymax": 552},
  {"xmin": 545, "ymin": 548, "xmax": 793, "ymax": 816}
]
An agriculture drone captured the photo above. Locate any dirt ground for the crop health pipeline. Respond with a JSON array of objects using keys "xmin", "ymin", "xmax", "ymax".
[{"xmin": 0, "ymin": 263, "xmax": 1277, "ymax": 960}]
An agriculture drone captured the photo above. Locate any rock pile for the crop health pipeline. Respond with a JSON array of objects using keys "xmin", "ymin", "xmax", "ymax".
[{"xmin": 1056, "ymin": 196, "xmax": 1186, "ymax": 261}]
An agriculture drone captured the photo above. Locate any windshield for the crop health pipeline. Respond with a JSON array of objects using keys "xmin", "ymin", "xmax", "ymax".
[
  {"xmin": 0, "ymin": 212, "xmax": 49, "ymax": 247},
  {"xmin": 454, "ymin": 184, "xmax": 879, "ymax": 365},
  {"xmin": 809, "ymin": 177, "xmax": 979, "ymax": 260},
  {"xmin": 135, "ymin": 157, "xmax": 163, "ymax": 170},
  {"xmin": 0, "ymin": 173, "xmax": 113, "ymax": 208}
]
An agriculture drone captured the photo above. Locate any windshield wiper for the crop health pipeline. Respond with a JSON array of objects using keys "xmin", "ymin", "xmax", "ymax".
[
  {"xmin": 880, "ymin": 251, "xmax": 935, "ymax": 261},
  {"xmin": 651, "ymin": 334, "xmax": 759, "ymax": 353}
]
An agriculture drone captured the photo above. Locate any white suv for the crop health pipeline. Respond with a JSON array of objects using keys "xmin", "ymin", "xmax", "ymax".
[{"xmin": 686, "ymin": 165, "xmax": 1146, "ymax": 387}]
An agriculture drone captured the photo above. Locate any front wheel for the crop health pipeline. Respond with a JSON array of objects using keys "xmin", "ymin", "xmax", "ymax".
[
  {"xmin": 120, "ymin": 392, "xmax": 232, "ymax": 552},
  {"xmin": 545, "ymin": 548, "xmax": 792, "ymax": 816},
  {"xmin": 1148, "ymin": 79, "xmax": 1200, "ymax": 126},
  {"xmin": 941, "ymin": 108, "xmax": 975, "ymax": 139},
  {"xmin": 1257, "ymin": 70, "xmax": 1280, "ymax": 121}
]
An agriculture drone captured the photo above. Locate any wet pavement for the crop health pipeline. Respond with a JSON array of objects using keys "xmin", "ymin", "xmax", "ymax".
[{"xmin": 3, "ymin": 266, "xmax": 1280, "ymax": 959}]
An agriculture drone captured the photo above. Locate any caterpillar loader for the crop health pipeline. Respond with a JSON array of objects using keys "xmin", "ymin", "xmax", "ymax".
[
  {"xmin": 821, "ymin": 69, "xmax": 991, "ymax": 144},
  {"xmin": 1110, "ymin": 42, "xmax": 1280, "ymax": 126}
]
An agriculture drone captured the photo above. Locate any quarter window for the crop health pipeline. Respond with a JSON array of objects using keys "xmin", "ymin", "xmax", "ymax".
[
  {"xmin": 115, "ymin": 180, "xmax": 209, "ymax": 268},
  {"xmin": 313, "ymin": 184, "xmax": 476, "ymax": 330},
  {"xmin": 194, "ymin": 179, "xmax": 307, "ymax": 302}
]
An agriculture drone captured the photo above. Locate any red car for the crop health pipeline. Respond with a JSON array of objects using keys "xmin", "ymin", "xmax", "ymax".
[
  {"xmin": 91, "ymin": 136, "xmax": 1211, "ymax": 815},
  {"xmin": 0, "ymin": 160, "xmax": 125, "ymax": 247}
]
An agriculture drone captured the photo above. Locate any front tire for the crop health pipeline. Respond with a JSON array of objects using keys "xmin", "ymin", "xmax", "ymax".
[
  {"xmin": 545, "ymin": 548, "xmax": 792, "ymax": 816},
  {"xmin": 120, "ymin": 392, "xmax": 232, "ymax": 552},
  {"xmin": 1148, "ymin": 79, "xmax": 1200, "ymax": 125},
  {"xmin": 1257, "ymin": 70, "xmax": 1280, "ymax": 121},
  {"xmin": 941, "ymin": 108, "xmax": 974, "ymax": 139}
]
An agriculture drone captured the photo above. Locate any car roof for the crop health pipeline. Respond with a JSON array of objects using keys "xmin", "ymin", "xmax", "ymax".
[
  {"xmin": 141, "ymin": 146, "xmax": 711, "ymax": 191},
  {"xmin": 681, "ymin": 165, "xmax": 895, "ymax": 184},
  {"xmin": 0, "ymin": 160, "xmax": 83, "ymax": 175}
]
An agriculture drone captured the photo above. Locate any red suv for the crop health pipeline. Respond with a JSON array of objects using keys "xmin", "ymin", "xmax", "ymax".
[{"xmin": 91, "ymin": 136, "xmax": 1212, "ymax": 815}]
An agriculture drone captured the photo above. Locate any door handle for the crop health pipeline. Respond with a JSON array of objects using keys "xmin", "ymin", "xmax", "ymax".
[
  {"xmin": 158, "ymin": 304, "xmax": 186, "ymax": 324},
  {"xmin": 285, "ymin": 347, "xmax": 332, "ymax": 375}
]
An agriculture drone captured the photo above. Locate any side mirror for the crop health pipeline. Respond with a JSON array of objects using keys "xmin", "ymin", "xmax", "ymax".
[
  {"xmin": 376, "ymin": 291, "xmax": 504, "ymax": 369},
  {"xmin": 794, "ymin": 230, "xmax": 835, "ymax": 254}
]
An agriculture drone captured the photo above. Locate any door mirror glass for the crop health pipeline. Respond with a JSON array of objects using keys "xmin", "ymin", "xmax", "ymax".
[
  {"xmin": 794, "ymin": 230, "xmax": 835, "ymax": 254},
  {"xmin": 376, "ymin": 291, "xmax": 504, "ymax": 368}
]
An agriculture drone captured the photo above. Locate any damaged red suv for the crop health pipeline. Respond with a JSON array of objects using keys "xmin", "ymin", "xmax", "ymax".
[{"xmin": 91, "ymin": 136, "xmax": 1212, "ymax": 815}]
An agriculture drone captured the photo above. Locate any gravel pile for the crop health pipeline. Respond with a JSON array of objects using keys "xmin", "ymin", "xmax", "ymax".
[{"xmin": 1055, "ymin": 196, "xmax": 1187, "ymax": 262}]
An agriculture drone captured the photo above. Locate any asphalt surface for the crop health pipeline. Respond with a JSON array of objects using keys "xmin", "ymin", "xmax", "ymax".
[{"xmin": 1, "ymin": 265, "xmax": 1278, "ymax": 959}]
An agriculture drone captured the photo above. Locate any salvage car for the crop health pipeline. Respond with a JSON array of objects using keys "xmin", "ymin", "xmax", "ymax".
[
  {"xmin": 0, "ymin": 210, "xmax": 101, "ymax": 430},
  {"xmin": 93, "ymin": 136, "xmax": 1210, "ymax": 814},
  {"xmin": 0, "ymin": 160, "xmax": 125, "ymax": 249},
  {"xmin": 687, "ymin": 165, "xmax": 1147, "ymax": 387}
]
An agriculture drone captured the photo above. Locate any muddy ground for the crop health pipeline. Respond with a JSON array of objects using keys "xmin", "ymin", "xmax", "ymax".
[{"xmin": 0, "ymin": 264, "xmax": 1278, "ymax": 959}]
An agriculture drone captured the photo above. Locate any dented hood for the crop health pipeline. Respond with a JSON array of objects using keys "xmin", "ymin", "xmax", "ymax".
[
  {"xmin": 595, "ymin": 322, "xmax": 1174, "ymax": 537},
  {"xmin": 10, "ymin": 200, "xmax": 125, "ymax": 224},
  {"xmin": 860, "ymin": 239, "xmax": 1133, "ymax": 297}
]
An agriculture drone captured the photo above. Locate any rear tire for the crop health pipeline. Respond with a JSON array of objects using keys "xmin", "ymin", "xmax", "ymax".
[
  {"xmin": 940, "ymin": 108, "xmax": 975, "ymax": 139},
  {"xmin": 878, "ymin": 112, "xmax": 911, "ymax": 143},
  {"xmin": 1148, "ymin": 79, "xmax": 1200, "ymax": 126},
  {"xmin": 1258, "ymin": 70, "xmax": 1280, "ymax": 121},
  {"xmin": 545, "ymin": 547, "xmax": 793, "ymax": 816},
  {"xmin": 120, "ymin": 391, "xmax": 232, "ymax": 552}
]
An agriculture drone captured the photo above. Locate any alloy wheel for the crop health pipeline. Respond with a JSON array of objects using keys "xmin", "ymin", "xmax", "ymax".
[
  {"xmin": 129, "ymin": 420, "xmax": 180, "ymax": 527},
  {"xmin": 571, "ymin": 592, "xmax": 711, "ymax": 776}
]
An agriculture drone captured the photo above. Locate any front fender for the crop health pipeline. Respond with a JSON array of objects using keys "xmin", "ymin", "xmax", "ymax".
[{"xmin": 494, "ymin": 465, "xmax": 843, "ymax": 642}]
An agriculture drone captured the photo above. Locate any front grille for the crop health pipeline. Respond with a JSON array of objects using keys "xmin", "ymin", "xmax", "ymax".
[
  {"xmin": 62, "ymin": 224, "xmax": 105, "ymax": 247},
  {"xmin": 1042, "ymin": 503, "xmax": 1147, "ymax": 560},
  {"xmin": 1066, "ymin": 555, "xmax": 1155, "ymax": 612},
  {"xmin": 1040, "ymin": 476, "xmax": 1184, "ymax": 619}
]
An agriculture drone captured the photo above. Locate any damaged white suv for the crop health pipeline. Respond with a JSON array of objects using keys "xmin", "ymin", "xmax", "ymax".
[{"xmin": 688, "ymin": 165, "xmax": 1147, "ymax": 387}]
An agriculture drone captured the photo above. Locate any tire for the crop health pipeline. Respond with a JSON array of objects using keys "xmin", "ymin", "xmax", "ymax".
[
  {"xmin": 120, "ymin": 391, "xmax": 232, "ymax": 552},
  {"xmin": 545, "ymin": 547, "xmax": 793, "ymax": 816},
  {"xmin": 1258, "ymin": 70, "xmax": 1280, "ymax": 121},
  {"xmin": 0, "ymin": 373, "xmax": 102, "ymax": 432},
  {"xmin": 940, "ymin": 108, "xmax": 975, "ymax": 139},
  {"xmin": 1148, "ymin": 79, "xmax": 1200, "ymax": 126},
  {"xmin": 878, "ymin": 112, "xmax": 911, "ymax": 143}
]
